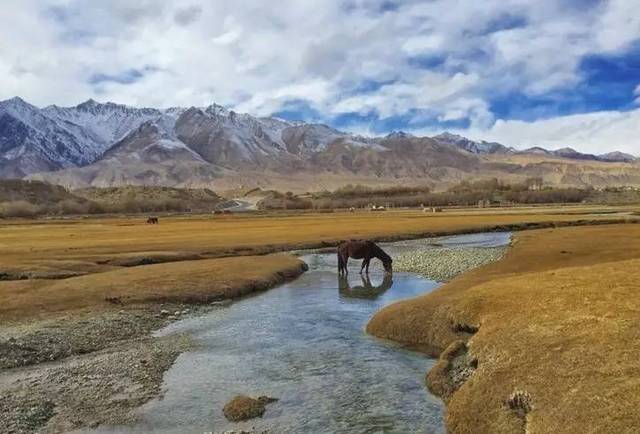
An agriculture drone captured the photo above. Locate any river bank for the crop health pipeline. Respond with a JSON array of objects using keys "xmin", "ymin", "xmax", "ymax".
[
  {"xmin": 0, "ymin": 255, "xmax": 307, "ymax": 434},
  {"xmin": 367, "ymin": 224, "xmax": 640, "ymax": 433}
]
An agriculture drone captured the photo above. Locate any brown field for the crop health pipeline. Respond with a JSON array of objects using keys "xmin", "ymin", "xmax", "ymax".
[
  {"xmin": 0, "ymin": 254, "xmax": 306, "ymax": 322},
  {"xmin": 367, "ymin": 224, "xmax": 640, "ymax": 433},
  {"xmin": 0, "ymin": 204, "xmax": 638, "ymax": 322},
  {"xmin": 1, "ymin": 204, "xmax": 637, "ymax": 280}
]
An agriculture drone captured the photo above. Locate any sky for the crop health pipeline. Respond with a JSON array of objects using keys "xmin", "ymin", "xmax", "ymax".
[{"xmin": 0, "ymin": 0, "xmax": 639, "ymax": 154}]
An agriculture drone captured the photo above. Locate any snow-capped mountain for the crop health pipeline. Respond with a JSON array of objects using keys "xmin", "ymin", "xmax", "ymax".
[
  {"xmin": 435, "ymin": 132, "xmax": 636, "ymax": 163},
  {"xmin": 0, "ymin": 97, "xmax": 166, "ymax": 177},
  {"xmin": 433, "ymin": 132, "xmax": 514, "ymax": 155},
  {"xmin": 1, "ymin": 97, "xmax": 638, "ymax": 188},
  {"xmin": 0, "ymin": 97, "xmax": 95, "ymax": 177},
  {"xmin": 43, "ymin": 99, "xmax": 164, "ymax": 151}
]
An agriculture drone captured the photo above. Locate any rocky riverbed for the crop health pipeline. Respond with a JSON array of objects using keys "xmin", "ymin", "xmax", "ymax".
[
  {"xmin": 393, "ymin": 246, "xmax": 507, "ymax": 282},
  {"xmin": 0, "ymin": 303, "xmax": 211, "ymax": 434}
]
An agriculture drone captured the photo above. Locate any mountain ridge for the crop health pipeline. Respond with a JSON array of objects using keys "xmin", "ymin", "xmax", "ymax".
[{"xmin": 1, "ymin": 97, "xmax": 637, "ymax": 190}]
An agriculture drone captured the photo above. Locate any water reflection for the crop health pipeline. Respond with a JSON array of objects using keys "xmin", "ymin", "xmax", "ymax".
[{"xmin": 338, "ymin": 273, "xmax": 394, "ymax": 300}]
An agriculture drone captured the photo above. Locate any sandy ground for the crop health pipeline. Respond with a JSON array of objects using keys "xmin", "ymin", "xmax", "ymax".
[{"xmin": 368, "ymin": 224, "xmax": 640, "ymax": 433}]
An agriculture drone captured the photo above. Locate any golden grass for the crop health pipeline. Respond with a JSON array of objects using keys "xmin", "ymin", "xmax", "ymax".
[
  {"xmin": 0, "ymin": 254, "xmax": 306, "ymax": 322},
  {"xmin": 367, "ymin": 224, "xmax": 640, "ymax": 433},
  {"xmin": 0, "ymin": 205, "xmax": 636, "ymax": 278}
]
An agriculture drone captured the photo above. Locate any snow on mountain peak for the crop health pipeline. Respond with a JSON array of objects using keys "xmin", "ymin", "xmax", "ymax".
[
  {"xmin": 2, "ymin": 97, "xmax": 637, "ymax": 183},
  {"xmin": 204, "ymin": 103, "xmax": 230, "ymax": 117}
]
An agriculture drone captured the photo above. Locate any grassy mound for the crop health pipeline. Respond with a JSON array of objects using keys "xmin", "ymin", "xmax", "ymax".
[
  {"xmin": 367, "ymin": 224, "xmax": 640, "ymax": 433},
  {"xmin": 0, "ymin": 254, "xmax": 307, "ymax": 322},
  {"xmin": 223, "ymin": 395, "xmax": 278, "ymax": 422}
]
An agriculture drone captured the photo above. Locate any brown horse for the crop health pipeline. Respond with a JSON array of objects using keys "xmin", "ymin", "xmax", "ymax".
[
  {"xmin": 146, "ymin": 217, "xmax": 159, "ymax": 224},
  {"xmin": 337, "ymin": 240, "xmax": 392, "ymax": 275}
]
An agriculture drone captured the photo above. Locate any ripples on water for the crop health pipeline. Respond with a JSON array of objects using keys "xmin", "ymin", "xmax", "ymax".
[{"xmin": 90, "ymin": 232, "xmax": 510, "ymax": 434}]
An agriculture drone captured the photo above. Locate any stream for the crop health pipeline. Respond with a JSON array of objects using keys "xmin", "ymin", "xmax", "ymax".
[{"xmin": 93, "ymin": 232, "xmax": 510, "ymax": 434}]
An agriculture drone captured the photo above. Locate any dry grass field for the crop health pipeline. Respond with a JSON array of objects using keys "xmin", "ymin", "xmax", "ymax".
[
  {"xmin": 0, "ymin": 204, "xmax": 637, "ymax": 322},
  {"xmin": 368, "ymin": 224, "xmax": 640, "ymax": 433},
  {"xmin": 1, "ymin": 204, "xmax": 636, "ymax": 280},
  {"xmin": 0, "ymin": 254, "xmax": 306, "ymax": 322}
]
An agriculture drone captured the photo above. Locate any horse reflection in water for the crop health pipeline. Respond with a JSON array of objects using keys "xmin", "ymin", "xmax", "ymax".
[{"xmin": 338, "ymin": 273, "xmax": 394, "ymax": 300}]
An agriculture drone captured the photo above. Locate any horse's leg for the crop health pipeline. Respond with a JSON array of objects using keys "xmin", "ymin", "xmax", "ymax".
[
  {"xmin": 337, "ymin": 253, "xmax": 343, "ymax": 274},
  {"xmin": 344, "ymin": 255, "xmax": 349, "ymax": 275},
  {"xmin": 360, "ymin": 259, "xmax": 366, "ymax": 274},
  {"xmin": 365, "ymin": 258, "xmax": 371, "ymax": 274}
]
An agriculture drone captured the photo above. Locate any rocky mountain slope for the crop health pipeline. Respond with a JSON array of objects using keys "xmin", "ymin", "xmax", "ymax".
[
  {"xmin": 0, "ymin": 179, "xmax": 83, "ymax": 205},
  {"xmin": 0, "ymin": 97, "xmax": 637, "ymax": 190}
]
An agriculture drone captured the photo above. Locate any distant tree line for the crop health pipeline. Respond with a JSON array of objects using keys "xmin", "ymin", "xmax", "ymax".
[{"xmin": 256, "ymin": 178, "xmax": 594, "ymax": 210}]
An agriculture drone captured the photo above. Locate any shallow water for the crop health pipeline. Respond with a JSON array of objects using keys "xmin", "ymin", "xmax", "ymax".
[{"xmin": 91, "ymin": 232, "xmax": 510, "ymax": 434}]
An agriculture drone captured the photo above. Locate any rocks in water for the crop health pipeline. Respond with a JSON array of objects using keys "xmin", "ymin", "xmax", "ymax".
[
  {"xmin": 223, "ymin": 395, "xmax": 278, "ymax": 422},
  {"xmin": 394, "ymin": 247, "xmax": 506, "ymax": 282},
  {"xmin": 210, "ymin": 300, "xmax": 233, "ymax": 307}
]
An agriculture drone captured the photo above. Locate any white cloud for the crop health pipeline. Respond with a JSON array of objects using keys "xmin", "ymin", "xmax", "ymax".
[
  {"xmin": 0, "ymin": 0, "xmax": 639, "ymax": 153},
  {"xmin": 332, "ymin": 71, "xmax": 480, "ymax": 119},
  {"xmin": 595, "ymin": 0, "xmax": 640, "ymax": 53},
  {"xmin": 210, "ymin": 16, "xmax": 242, "ymax": 46},
  {"xmin": 447, "ymin": 109, "xmax": 640, "ymax": 156},
  {"xmin": 235, "ymin": 80, "xmax": 334, "ymax": 116},
  {"xmin": 401, "ymin": 35, "xmax": 444, "ymax": 56}
]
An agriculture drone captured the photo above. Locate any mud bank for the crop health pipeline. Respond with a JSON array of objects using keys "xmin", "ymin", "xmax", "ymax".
[
  {"xmin": 0, "ymin": 256, "xmax": 307, "ymax": 434},
  {"xmin": 367, "ymin": 224, "xmax": 640, "ymax": 433}
]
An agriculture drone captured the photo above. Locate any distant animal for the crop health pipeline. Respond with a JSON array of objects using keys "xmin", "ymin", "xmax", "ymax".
[
  {"xmin": 213, "ymin": 210, "xmax": 223, "ymax": 215},
  {"xmin": 146, "ymin": 217, "xmax": 159, "ymax": 224},
  {"xmin": 337, "ymin": 240, "xmax": 393, "ymax": 275},
  {"xmin": 349, "ymin": 207, "xmax": 356, "ymax": 213}
]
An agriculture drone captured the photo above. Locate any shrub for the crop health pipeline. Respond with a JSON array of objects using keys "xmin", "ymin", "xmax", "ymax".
[
  {"xmin": 58, "ymin": 199, "xmax": 89, "ymax": 215},
  {"xmin": 0, "ymin": 201, "xmax": 41, "ymax": 217}
]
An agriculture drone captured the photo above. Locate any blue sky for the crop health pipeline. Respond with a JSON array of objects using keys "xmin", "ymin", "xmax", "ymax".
[{"xmin": 0, "ymin": 0, "xmax": 639, "ymax": 153}]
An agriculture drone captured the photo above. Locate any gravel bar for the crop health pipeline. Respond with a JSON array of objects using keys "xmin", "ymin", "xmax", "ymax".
[{"xmin": 394, "ymin": 247, "xmax": 507, "ymax": 282}]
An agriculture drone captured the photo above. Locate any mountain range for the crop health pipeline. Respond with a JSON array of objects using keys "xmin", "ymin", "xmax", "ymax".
[{"xmin": 1, "ymin": 97, "xmax": 638, "ymax": 191}]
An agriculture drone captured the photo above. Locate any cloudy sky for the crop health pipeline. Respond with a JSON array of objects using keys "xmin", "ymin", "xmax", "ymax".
[{"xmin": 1, "ymin": 0, "xmax": 639, "ymax": 154}]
